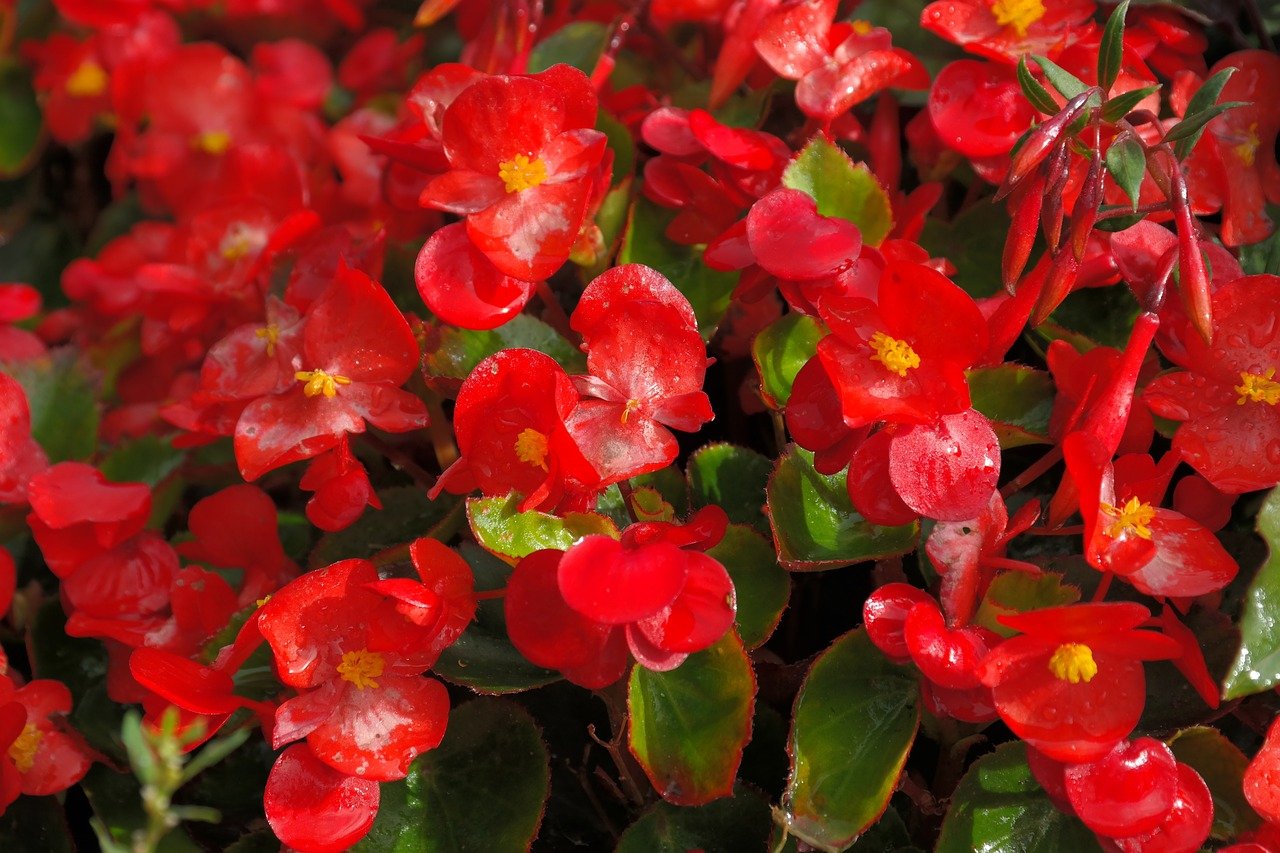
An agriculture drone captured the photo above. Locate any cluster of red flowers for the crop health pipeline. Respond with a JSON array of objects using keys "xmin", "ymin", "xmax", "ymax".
[{"xmin": 0, "ymin": 0, "xmax": 1279, "ymax": 850}]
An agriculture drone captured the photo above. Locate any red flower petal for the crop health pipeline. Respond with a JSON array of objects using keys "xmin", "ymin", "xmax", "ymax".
[
  {"xmin": 265, "ymin": 744, "xmax": 380, "ymax": 853},
  {"xmin": 631, "ymin": 553, "xmax": 735, "ymax": 653},
  {"xmin": 888, "ymin": 409, "xmax": 1000, "ymax": 521},
  {"xmin": 746, "ymin": 188, "xmax": 861, "ymax": 281},
  {"xmin": 1065, "ymin": 737, "xmax": 1178, "ymax": 839},
  {"xmin": 927, "ymin": 60, "xmax": 1036, "ymax": 159},
  {"xmin": 414, "ymin": 222, "xmax": 536, "ymax": 330},
  {"xmin": 304, "ymin": 264, "xmax": 419, "ymax": 387},
  {"xmin": 558, "ymin": 536, "xmax": 687, "ymax": 625}
]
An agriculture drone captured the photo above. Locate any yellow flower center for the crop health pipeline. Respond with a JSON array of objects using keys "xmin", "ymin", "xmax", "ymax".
[
  {"xmin": 8, "ymin": 723, "xmax": 41, "ymax": 773},
  {"xmin": 193, "ymin": 130, "xmax": 232, "ymax": 156},
  {"xmin": 220, "ymin": 222, "xmax": 266, "ymax": 261},
  {"xmin": 991, "ymin": 0, "xmax": 1046, "ymax": 37},
  {"xmin": 337, "ymin": 649, "xmax": 385, "ymax": 690},
  {"xmin": 1101, "ymin": 497, "xmax": 1156, "ymax": 540},
  {"xmin": 514, "ymin": 427, "xmax": 550, "ymax": 471},
  {"xmin": 1233, "ymin": 122, "xmax": 1261, "ymax": 168},
  {"xmin": 1236, "ymin": 367, "xmax": 1280, "ymax": 406},
  {"xmin": 1048, "ymin": 643, "xmax": 1098, "ymax": 684},
  {"xmin": 621, "ymin": 398, "xmax": 642, "ymax": 424},
  {"xmin": 868, "ymin": 331, "xmax": 921, "ymax": 378},
  {"xmin": 255, "ymin": 324, "xmax": 280, "ymax": 357},
  {"xmin": 498, "ymin": 154, "xmax": 548, "ymax": 193},
  {"xmin": 296, "ymin": 369, "xmax": 352, "ymax": 398},
  {"xmin": 65, "ymin": 60, "xmax": 108, "ymax": 98},
  {"xmin": 851, "ymin": 19, "xmax": 874, "ymax": 35}
]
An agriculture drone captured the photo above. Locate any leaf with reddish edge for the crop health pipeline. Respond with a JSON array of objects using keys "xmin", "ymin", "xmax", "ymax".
[
  {"xmin": 558, "ymin": 535, "xmax": 688, "ymax": 626},
  {"xmin": 265, "ymin": 744, "xmax": 380, "ymax": 853},
  {"xmin": 1170, "ymin": 726, "xmax": 1263, "ymax": 839},
  {"xmin": 615, "ymin": 785, "xmax": 772, "ymax": 852},
  {"xmin": 745, "ymin": 188, "xmax": 861, "ymax": 281},
  {"xmin": 888, "ymin": 409, "xmax": 1001, "ymax": 522},
  {"xmin": 706, "ymin": 524, "xmax": 790, "ymax": 649},
  {"xmin": 974, "ymin": 572, "xmax": 1081, "ymax": 639},
  {"xmin": 1224, "ymin": 487, "xmax": 1280, "ymax": 699},
  {"xmin": 628, "ymin": 632, "xmax": 754, "ymax": 806},
  {"xmin": 936, "ymin": 743, "xmax": 1103, "ymax": 853},
  {"xmin": 782, "ymin": 629, "xmax": 918, "ymax": 851},
  {"xmin": 466, "ymin": 493, "xmax": 619, "ymax": 564},
  {"xmin": 766, "ymin": 445, "xmax": 918, "ymax": 571},
  {"xmin": 781, "ymin": 135, "xmax": 894, "ymax": 247},
  {"xmin": 687, "ymin": 444, "xmax": 772, "ymax": 532},
  {"xmin": 414, "ymin": 222, "xmax": 536, "ymax": 330},
  {"xmin": 967, "ymin": 364, "xmax": 1056, "ymax": 448},
  {"xmin": 753, "ymin": 314, "xmax": 825, "ymax": 410}
]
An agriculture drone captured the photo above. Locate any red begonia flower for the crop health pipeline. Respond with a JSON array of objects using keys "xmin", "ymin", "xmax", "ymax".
[
  {"xmin": 785, "ymin": 356, "xmax": 868, "ymax": 475},
  {"xmin": 26, "ymin": 463, "xmax": 151, "ymax": 578},
  {"xmin": 299, "ymin": 440, "xmax": 382, "ymax": 532},
  {"xmin": 1099, "ymin": 763, "xmax": 1213, "ymax": 853},
  {"xmin": 888, "ymin": 408, "xmax": 1002, "ymax": 522},
  {"xmin": 0, "ymin": 678, "xmax": 93, "ymax": 796},
  {"xmin": 863, "ymin": 582, "xmax": 936, "ymax": 665},
  {"xmin": 176, "ymin": 484, "xmax": 295, "ymax": 603},
  {"xmin": 846, "ymin": 427, "xmax": 919, "ymax": 527},
  {"xmin": 921, "ymin": 0, "xmax": 1096, "ymax": 64},
  {"xmin": 1244, "ymin": 716, "xmax": 1280, "ymax": 824},
  {"xmin": 414, "ymin": 222, "xmax": 536, "ymax": 330},
  {"xmin": 903, "ymin": 601, "xmax": 1000, "ymax": 691},
  {"xmin": 366, "ymin": 537, "xmax": 476, "ymax": 649},
  {"xmin": 1063, "ymin": 737, "xmax": 1178, "ymax": 839},
  {"xmin": 0, "ymin": 548, "xmax": 13, "ymax": 619},
  {"xmin": 264, "ymin": 743, "xmax": 380, "ymax": 853},
  {"xmin": 0, "ymin": 698, "xmax": 26, "ymax": 815},
  {"xmin": 705, "ymin": 187, "xmax": 862, "ymax": 282},
  {"xmin": 976, "ymin": 602, "xmax": 1180, "ymax": 763},
  {"xmin": 927, "ymin": 59, "xmax": 1038, "ymax": 161},
  {"xmin": 0, "ymin": 372, "xmax": 49, "ymax": 506}
]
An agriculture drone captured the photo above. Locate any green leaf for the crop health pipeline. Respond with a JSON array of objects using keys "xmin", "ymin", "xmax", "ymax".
[
  {"xmin": 766, "ymin": 446, "xmax": 918, "ymax": 571},
  {"xmin": 752, "ymin": 313, "xmax": 824, "ymax": 408},
  {"xmin": 1105, "ymin": 136, "xmax": 1146, "ymax": 210},
  {"xmin": 974, "ymin": 571, "xmax": 1081, "ymax": 638},
  {"xmin": 0, "ymin": 796, "xmax": 75, "ymax": 853},
  {"xmin": 1168, "ymin": 102, "xmax": 1248, "ymax": 160},
  {"xmin": 526, "ymin": 21, "xmax": 608, "ymax": 75},
  {"xmin": 937, "ymin": 743, "xmax": 1103, "ymax": 853},
  {"xmin": 0, "ymin": 64, "xmax": 42, "ymax": 176},
  {"xmin": 616, "ymin": 786, "xmax": 772, "ymax": 853},
  {"xmin": 782, "ymin": 630, "xmax": 919, "ymax": 852},
  {"xmin": 1017, "ymin": 56, "xmax": 1060, "ymax": 116},
  {"xmin": 1224, "ymin": 487, "xmax": 1280, "ymax": 699},
  {"xmin": 687, "ymin": 442, "xmax": 773, "ymax": 530},
  {"xmin": 1239, "ymin": 205, "xmax": 1280, "ymax": 276},
  {"xmin": 100, "ymin": 436, "xmax": 186, "ymax": 487},
  {"xmin": 1033, "ymin": 55, "xmax": 1089, "ymax": 100},
  {"xmin": 433, "ymin": 543, "xmax": 561, "ymax": 693},
  {"xmin": 309, "ymin": 487, "xmax": 463, "ymax": 569},
  {"xmin": 1100, "ymin": 85, "xmax": 1160, "ymax": 123},
  {"xmin": 1168, "ymin": 726, "xmax": 1263, "ymax": 840},
  {"xmin": 628, "ymin": 632, "xmax": 755, "ymax": 805},
  {"xmin": 467, "ymin": 493, "xmax": 619, "ymax": 563},
  {"xmin": 1047, "ymin": 283, "xmax": 1140, "ymax": 349},
  {"xmin": 596, "ymin": 109, "xmax": 635, "ymax": 189},
  {"xmin": 355, "ymin": 698, "xmax": 551, "ymax": 853},
  {"xmin": 1097, "ymin": 1, "xmax": 1129, "ymax": 92},
  {"xmin": 966, "ymin": 364, "xmax": 1055, "ymax": 448},
  {"xmin": 3, "ymin": 352, "xmax": 100, "ymax": 462},
  {"xmin": 782, "ymin": 135, "xmax": 893, "ymax": 246},
  {"xmin": 617, "ymin": 197, "xmax": 739, "ymax": 338},
  {"xmin": 422, "ymin": 313, "xmax": 585, "ymax": 391},
  {"xmin": 1181, "ymin": 67, "xmax": 1236, "ymax": 128},
  {"xmin": 707, "ymin": 524, "xmax": 791, "ymax": 648},
  {"xmin": 918, "ymin": 198, "xmax": 1013, "ymax": 299},
  {"xmin": 0, "ymin": 216, "xmax": 79, "ymax": 306}
]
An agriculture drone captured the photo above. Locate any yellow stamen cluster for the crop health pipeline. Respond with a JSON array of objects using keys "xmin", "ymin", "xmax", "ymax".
[
  {"xmin": 621, "ymin": 398, "xmax": 642, "ymax": 424},
  {"xmin": 1236, "ymin": 367, "xmax": 1280, "ymax": 406},
  {"xmin": 1233, "ymin": 123, "xmax": 1262, "ymax": 168},
  {"xmin": 65, "ymin": 60, "xmax": 108, "ymax": 98},
  {"xmin": 255, "ymin": 324, "xmax": 280, "ymax": 357},
  {"xmin": 337, "ymin": 649, "xmax": 385, "ymax": 691},
  {"xmin": 193, "ymin": 130, "xmax": 232, "ymax": 156},
  {"xmin": 991, "ymin": 0, "xmax": 1046, "ymax": 37},
  {"xmin": 868, "ymin": 331, "xmax": 921, "ymax": 378},
  {"xmin": 296, "ymin": 369, "xmax": 352, "ymax": 398},
  {"xmin": 7, "ymin": 723, "xmax": 42, "ymax": 773},
  {"xmin": 1101, "ymin": 497, "xmax": 1156, "ymax": 540},
  {"xmin": 1048, "ymin": 643, "xmax": 1098, "ymax": 684},
  {"xmin": 851, "ymin": 19, "xmax": 874, "ymax": 36},
  {"xmin": 515, "ymin": 427, "xmax": 550, "ymax": 471},
  {"xmin": 498, "ymin": 154, "xmax": 548, "ymax": 193}
]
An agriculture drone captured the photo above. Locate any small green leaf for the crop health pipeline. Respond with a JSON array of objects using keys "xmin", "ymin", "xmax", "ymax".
[
  {"xmin": 974, "ymin": 571, "xmax": 1081, "ymax": 638},
  {"xmin": 1181, "ymin": 67, "xmax": 1237, "ymax": 127},
  {"xmin": 918, "ymin": 198, "xmax": 1013, "ymax": 299},
  {"xmin": 526, "ymin": 21, "xmax": 608, "ymax": 75},
  {"xmin": 1017, "ymin": 56, "xmax": 1059, "ymax": 115},
  {"xmin": 3, "ymin": 353, "xmax": 100, "ymax": 463},
  {"xmin": 1170, "ymin": 102, "xmax": 1248, "ymax": 160},
  {"xmin": 752, "ymin": 313, "xmax": 825, "ymax": 408},
  {"xmin": 616, "ymin": 786, "xmax": 772, "ymax": 853},
  {"xmin": 1168, "ymin": 726, "xmax": 1263, "ymax": 839},
  {"xmin": 422, "ymin": 314, "xmax": 585, "ymax": 392},
  {"xmin": 0, "ymin": 64, "xmax": 42, "ymax": 176},
  {"xmin": 687, "ymin": 442, "xmax": 773, "ymax": 530},
  {"xmin": 1097, "ymin": 1, "xmax": 1129, "ymax": 92},
  {"xmin": 1100, "ymin": 85, "xmax": 1160, "ymax": 123},
  {"xmin": 1224, "ymin": 487, "xmax": 1280, "ymax": 698},
  {"xmin": 782, "ymin": 135, "xmax": 894, "ymax": 246},
  {"xmin": 707, "ymin": 523, "xmax": 791, "ymax": 648},
  {"xmin": 1105, "ymin": 136, "xmax": 1146, "ymax": 210},
  {"xmin": 967, "ymin": 364, "xmax": 1056, "ymax": 448},
  {"xmin": 100, "ymin": 436, "xmax": 186, "ymax": 487},
  {"xmin": 937, "ymin": 743, "xmax": 1103, "ymax": 853},
  {"xmin": 433, "ymin": 543, "xmax": 561, "ymax": 693},
  {"xmin": 783, "ymin": 630, "xmax": 919, "ymax": 852},
  {"xmin": 309, "ymin": 487, "xmax": 462, "ymax": 569},
  {"xmin": 354, "ymin": 698, "xmax": 550, "ymax": 852},
  {"xmin": 628, "ymin": 633, "xmax": 755, "ymax": 805},
  {"xmin": 766, "ymin": 446, "xmax": 918, "ymax": 571},
  {"xmin": 1033, "ymin": 55, "xmax": 1089, "ymax": 100},
  {"xmin": 467, "ymin": 493, "xmax": 619, "ymax": 563}
]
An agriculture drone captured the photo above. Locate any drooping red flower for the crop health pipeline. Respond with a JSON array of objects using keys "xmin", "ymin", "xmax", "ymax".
[
  {"xmin": 264, "ymin": 743, "xmax": 380, "ymax": 853},
  {"xmin": 1098, "ymin": 762, "xmax": 1214, "ymax": 853},
  {"xmin": 298, "ymin": 439, "xmax": 382, "ymax": 533},
  {"xmin": 25, "ymin": 462, "xmax": 151, "ymax": 578},
  {"xmin": 414, "ymin": 222, "xmax": 537, "ymax": 330},
  {"xmin": 0, "ymin": 677, "xmax": 93, "ymax": 797}
]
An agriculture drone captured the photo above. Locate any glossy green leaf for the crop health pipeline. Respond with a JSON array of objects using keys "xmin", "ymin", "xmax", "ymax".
[
  {"xmin": 1047, "ymin": 283, "xmax": 1140, "ymax": 349},
  {"xmin": 1169, "ymin": 726, "xmax": 1263, "ymax": 840},
  {"xmin": 1224, "ymin": 487, "xmax": 1280, "ymax": 699},
  {"xmin": 526, "ymin": 21, "xmax": 608, "ymax": 75},
  {"xmin": 3, "ymin": 352, "xmax": 100, "ymax": 462},
  {"xmin": 467, "ymin": 493, "xmax": 619, "ymax": 563},
  {"xmin": 616, "ymin": 786, "xmax": 772, "ymax": 853},
  {"xmin": 919, "ymin": 198, "xmax": 1012, "ymax": 299},
  {"xmin": 766, "ymin": 446, "xmax": 918, "ymax": 571},
  {"xmin": 1033, "ymin": 55, "xmax": 1089, "ymax": 100},
  {"xmin": 1100, "ymin": 85, "xmax": 1160, "ymax": 123},
  {"xmin": 937, "ymin": 743, "xmax": 1102, "ymax": 853},
  {"xmin": 309, "ymin": 487, "xmax": 463, "ymax": 569},
  {"xmin": 0, "ymin": 64, "xmax": 42, "ymax": 176},
  {"xmin": 966, "ymin": 364, "xmax": 1055, "ymax": 448},
  {"xmin": 596, "ymin": 109, "xmax": 635, "ymax": 189},
  {"xmin": 1097, "ymin": 1, "xmax": 1129, "ymax": 92},
  {"xmin": 1017, "ymin": 55, "xmax": 1059, "ymax": 116},
  {"xmin": 1105, "ymin": 136, "xmax": 1146, "ymax": 210},
  {"xmin": 782, "ymin": 630, "xmax": 919, "ymax": 852},
  {"xmin": 687, "ymin": 442, "xmax": 772, "ymax": 530},
  {"xmin": 752, "ymin": 313, "xmax": 824, "ymax": 408},
  {"xmin": 628, "ymin": 633, "xmax": 755, "ymax": 805},
  {"xmin": 1169, "ymin": 102, "xmax": 1248, "ymax": 160},
  {"xmin": 974, "ymin": 571, "xmax": 1080, "ymax": 638},
  {"xmin": 422, "ymin": 314, "xmax": 585, "ymax": 392},
  {"xmin": 354, "ymin": 698, "xmax": 550, "ymax": 853},
  {"xmin": 618, "ymin": 197, "xmax": 738, "ymax": 338},
  {"xmin": 707, "ymin": 523, "xmax": 791, "ymax": 648},
  {"xmin": 433, "ymin": 543, "xmax": 560, "ymax": 693},
  {"xmin": 782, "ymin": 135, "xmax": 893, "ymax": 246}
]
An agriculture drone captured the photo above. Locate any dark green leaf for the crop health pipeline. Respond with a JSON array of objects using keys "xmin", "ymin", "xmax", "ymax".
[
  {"xmin": 1046, "ymin": 283, "xmax": 1140, "ymax": 349},
  {"xmin": 3, "ymin": 352, "xmax": 100, "ymax": 462},
  {"xmin": 433, "ymin": 543, "xmax": 561, "ymax": 693},
  {"xmin": 0, "ymin": 217, "xmax": 79, "ymax": 305},
  {"xmin": 1017, "ymin": 56, "xmax": 1060, "ymax": 116},
  {"xmin": 628, "ymin": 633, "xmax": 755, "ymax": 805},
  {"xmin": 422, "ymin": 314, "xmax": 585, "ymax": 392},
  {"xmin": 782, "ymin": 136, "xmax": 893, "ymax": 246},
  {"xmin": 309, "ymin": 487, "xmax": 462, "ymax": 569},
  {"xmin": 936, "ymin": 743, "xmax": 1103, "ymax": 853},
  {"xmin": 1105, "ymin": 136, "xmax": 1146, "ymax": 210},
  {"xmin": 918, "ymin": 198, "xmax": 1013, "ymax": 299},
  {"xmin": 1141, "ymin": 605, "xmax": 1237, "ymax": 731},
  {"xmin": 0, "ymin": 64, "xmax": 42, "ymax": 176},
  {"xmin": 467, "ymin": 493, "xmax": 618, "ymax": 563},
  {"xmin": 1181, "ymin": 67, "xmax": 1236, "ymax": 127},
  {"xmin": 782, "ymin": 630, "xmax": 919, "ymax": 852},
  {"xmin": 687, "ymin": 442, "xmax": 772, "ymax": 530},
  {"xmin": 967, "ymin": 364, "xmax": 1055, "ymax": 448},
  {"xmin": 526, "ymin": 21, "xmax": 608, "ymax": 75},
  {"xmin": 1100, "ymin": 85, "xmax": 1160, "ymax": 123},
  {"xmin": 1224, "ymin": 487, "xmax": 1280, "ymax": 698},
  {"xmin": 616, "ymin": 786, "xmax": 772, "ymax": 853},
  {"xmin": 595, "ymin": 109, "xmax": 635, "ymax": 189},
  {"xmin": 1168, "ymin": 726, "xmax": 1263, "ymax": 840},
  {"xmin": 1168, "ymin": 102, "xmax": 1248, "ymax": 159},
  {"xmin": 766, "ymin": 446, "xmax": 918, "ymax": 571},
  {"xmin": 1097, "ymin": 1, "xmax": 1129, "ymax": 92},
  {"xmin": 82, "ymin": 765, "xmax": 200, "ymax": 853},
  {"xmin": 707, "ymin": 523, "xmax": 790, "ymax": 648},
  {"xmin": 752, "ymin": 313, "xmax": 825, "ymax": 408},
  {"xmin": 99, "ymin": 436, "xmax": 186, "ymax": 487},
  {"xmin": 1033, "ymin": 55, "xmax": 1089, "ymax": 100}
]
